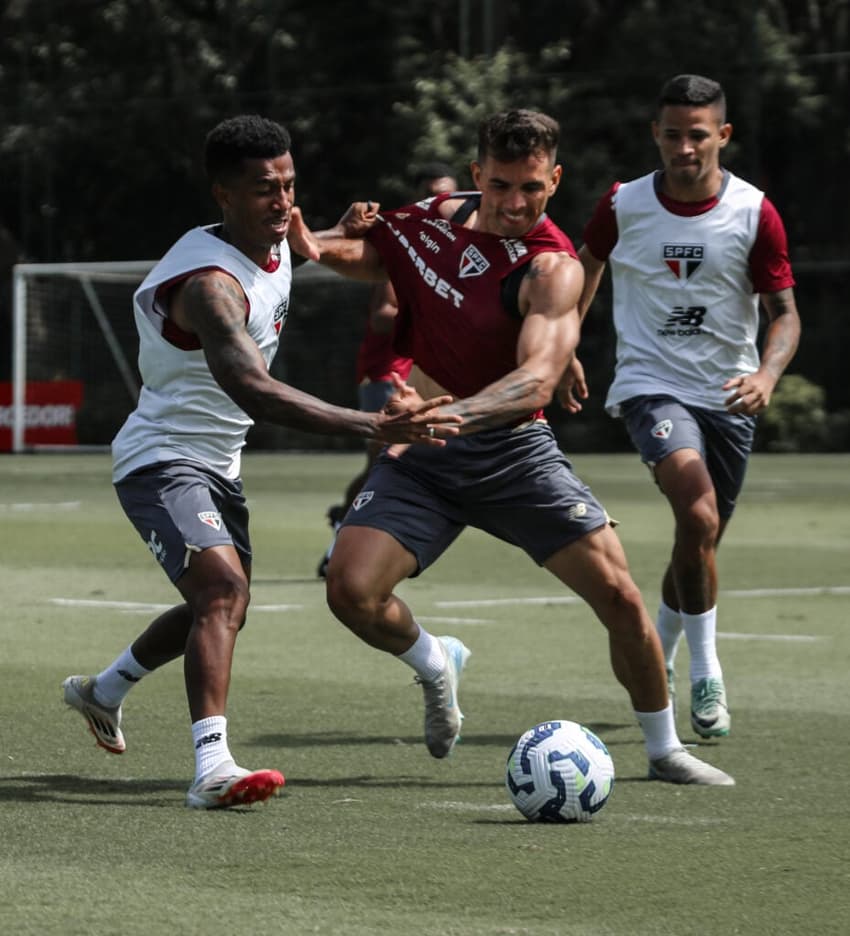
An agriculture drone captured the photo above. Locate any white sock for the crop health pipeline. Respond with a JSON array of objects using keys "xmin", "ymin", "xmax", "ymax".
[
  {"xmin": 655, "ymin": 601, "xmax": 683, "ymax": 668},
  {"xmin": 192, "ymin": 716, "xmax": 233, "ymax": 780},
  {"xmin": 397, "ymin": 625, "xmax": 445, "ymax": 682},
  {"xmin": 634, "ymin": 704, "xmax": 680, "ymax": 760},
  {"xmin": 93, "ymin": 646, "xmax": 151, "ymax": 707},
  {"xmin": 682, "ymin": 607, "xmax": 723, "ymax": 681}
]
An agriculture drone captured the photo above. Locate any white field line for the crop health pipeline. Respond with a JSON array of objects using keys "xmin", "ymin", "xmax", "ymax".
[
  {"xmin": 437, "ymin": 585, "xmax": 850, "ymax": 608},
  {"xmin": 421, "ymin": 802, "xmax": 728, "ymax": 826},
  {"xmin": 417, "ymin": 615, "xmax": 494, "ymax": 625},
  {"xmin": 1, "ymin": 501, "xmax": 81, "ymax": 511},
  {"xmin": 50, "ymin": 598, "xmax": 303, "ymax": 613},
  {"xmin": 720, "ymin": 632, "xmax": 821, "ymax": 642},
  {"xmin": 722, "ymin": 586, "xmax": 850, "ymax": 598},
  {"xmin": 436, "ymin": 596, "xmax": 582, "ymax": 607}
]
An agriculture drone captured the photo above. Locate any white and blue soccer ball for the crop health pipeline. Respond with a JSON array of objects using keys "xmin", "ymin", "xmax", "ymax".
[{"xmin": 506, "ymin": 720, "xmax": 615, "ymax": 822}]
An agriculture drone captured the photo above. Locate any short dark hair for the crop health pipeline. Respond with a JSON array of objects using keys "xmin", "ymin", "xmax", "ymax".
[
  {"xmin": 657, "ymin": 74, "xmax": 726, "ymax": 122},
  {"xmin": 413, "ymin": 161, "xmax": 457, "ymax": 189},
  {"xmin": 477, "ymin": 109, "xmax": 559, "ymax": 163},
  {"xmin": 204, "ymin": 115, "xmax": 292, "ymax": 183}
]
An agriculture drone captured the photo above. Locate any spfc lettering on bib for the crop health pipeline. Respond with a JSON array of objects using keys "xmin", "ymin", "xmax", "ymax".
[{"xmin": 663, "ymin": 244, "xmax": 704, "ymax": 280}]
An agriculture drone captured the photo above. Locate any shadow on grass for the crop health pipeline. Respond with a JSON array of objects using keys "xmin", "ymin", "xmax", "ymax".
[
  {"xmin": 251, "ymin": 721, "xmax": 636, "ymax": 751},
  {"xmin": 0, "ymin": 773, "xmax": 186, "ymax": 807}
]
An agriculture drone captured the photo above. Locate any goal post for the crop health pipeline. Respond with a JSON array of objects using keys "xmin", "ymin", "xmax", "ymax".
[
  {"xmin": 7, "ymin": 258, "xmax": 370, "ymax": 453},
  {"xmin": 8, "ymin": 261, "xmax": 155, "ymax": 452}
]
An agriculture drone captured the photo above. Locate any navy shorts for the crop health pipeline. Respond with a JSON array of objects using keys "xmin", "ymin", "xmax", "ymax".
[
  {"xmin": 114, "ymin": 460, "xmax": 251, "ymax": 583},
  {"xmin": 620, "ymin": 396, "xmax": 756, "ymax": 518},
  {"xmin": 340, "ymin": 421, "xmax": 609, "ymax": 574}
]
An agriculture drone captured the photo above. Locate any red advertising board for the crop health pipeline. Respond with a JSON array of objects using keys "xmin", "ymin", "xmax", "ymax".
[{"xmin": 0, "ymin": 380, "xmax": 84, "ymax": 449}]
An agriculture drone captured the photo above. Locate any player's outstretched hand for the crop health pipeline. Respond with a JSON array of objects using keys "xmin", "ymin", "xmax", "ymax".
[
  {"xmin": 336, "ymin": 201, "xmax": 381, "ymax": 238},
  {"xmin": 555, "ymin": 356, "xmax": 589, "ymax": 414},
  {"xmin": 376, "ymin": 373, "xmax": 460, "ymax": 446},
  {"xmin": 286, "ymin": 207, "xmax": 320, "ymax": 261}
]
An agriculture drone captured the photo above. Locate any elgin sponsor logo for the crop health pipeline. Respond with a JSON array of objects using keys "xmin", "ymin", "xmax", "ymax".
[
  {"xmin": 387, "ymin": 220, "xmax": 464, "ymax": 308},
  {"xmin": 0, "ymin": 380, "xmax": 83, "ymax": 450}
]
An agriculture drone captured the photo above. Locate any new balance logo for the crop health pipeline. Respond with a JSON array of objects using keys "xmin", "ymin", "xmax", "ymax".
[
  {"xmin": 501, "ymin": 238, "xmax": 528, "ymax": 262},
  {"xmin": 657, "ymin": 306, "xmax": 707, "ymax": 336},
  {"xmin": 565, "ymin": 503, "xmax": 588, "ymax": 521},
  {"xmin": 195, "ymin": 731, "xmax": 223, "ymax": 749},
  {"xmin": 147, "ymin": 530, "xmax": 167, "ymax": 565}
]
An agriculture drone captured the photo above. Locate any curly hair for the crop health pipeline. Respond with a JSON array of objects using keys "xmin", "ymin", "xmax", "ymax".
[{"xmin": 204, "ymin": 115, "xmax": 292, "ymax": 183}]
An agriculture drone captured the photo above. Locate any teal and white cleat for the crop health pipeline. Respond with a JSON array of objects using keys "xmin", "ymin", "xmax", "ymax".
[
  {"xmin": 416, "ymin": 636, "xmax": 471, "ymax": 758},
  {"xmin": 691, "ymin": 676, "xmax": 730, "ymax": 738},
  {"xmin": 63, "ymin": 674, "xmax": 126, "ymax": 754}
]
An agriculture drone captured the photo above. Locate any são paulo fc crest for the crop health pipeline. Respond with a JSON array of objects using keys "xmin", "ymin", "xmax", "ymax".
[
  {"xmin": 198, "ymin": 510, "xmax": 222, "ymax": 530},
  {"xmin": 273, "ymin": 298, "xmax": 289, "ymax": 334},
  {"xmin": 459, "ymin": 244, "xmax": 490, "ymax": 278},
  {"xmin": 352, "ymin": 491, "xmax": 374, "ymax": 511},
  {"xmin": 663, "ymin": 244, "xmax": 704, "ymax": 280},
  {"xmin": 651, "ymin": 419, "xmax": 673, "ymax": 440}
]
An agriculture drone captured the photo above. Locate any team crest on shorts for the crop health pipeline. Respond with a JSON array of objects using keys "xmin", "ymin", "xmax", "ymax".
[
  {"xmin": 198, "ymin": 510, "xmax": 222, "ymax": 530},
  {"xmin": 651, "ymin": 419, "xmax": 673, "ymax": 440},
  {"xmin": 352, "ymin": 491, "xmax": 374, "ymax": 511}
]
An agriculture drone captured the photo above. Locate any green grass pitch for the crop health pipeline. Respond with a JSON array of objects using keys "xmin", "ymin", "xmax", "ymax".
[{"xmin": 1, "ymin": 452, "xmax": 848, "ymax": 935}]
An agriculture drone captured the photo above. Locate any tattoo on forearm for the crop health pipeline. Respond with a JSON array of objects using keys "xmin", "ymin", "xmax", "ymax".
[{"xmin": 444, "ymin": 369, "xmax": 545, "ymax": 430}]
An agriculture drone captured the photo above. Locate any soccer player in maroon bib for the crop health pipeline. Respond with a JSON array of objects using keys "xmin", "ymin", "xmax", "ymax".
[{"xmin": 288, "ymin": 108, "xmax": 735, "ymax": 785}]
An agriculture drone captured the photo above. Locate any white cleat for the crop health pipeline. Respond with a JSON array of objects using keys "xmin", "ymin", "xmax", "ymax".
[
  {"xmin": 186, "ymin": 762, "xmax": 285, "ymax": 809},
  {"xmin": 416, "ymin": 636, "xmax": 471, "ymax": 758},
  {"xmin": 63, "ymin": 675, "xmax": 126, "ymax": 754},
  {"xmin": 649, "ymin": 747, "xmax": 735, "ymax": 786}
]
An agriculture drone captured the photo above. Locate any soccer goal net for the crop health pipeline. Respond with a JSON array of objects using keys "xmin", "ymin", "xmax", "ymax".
[{"xmin": 6, "ymin": 259, "xmax": 371, "ymax": 453}]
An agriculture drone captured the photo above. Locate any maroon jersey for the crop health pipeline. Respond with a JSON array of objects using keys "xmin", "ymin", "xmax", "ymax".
[{"xmin": 366, "ymin": 194, "xmax": 577, "ymax": 401}]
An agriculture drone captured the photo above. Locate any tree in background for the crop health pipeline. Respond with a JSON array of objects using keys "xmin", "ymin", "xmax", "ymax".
[{"xmin": 1, "ymin": 0, "xmax": 847, "ymax": 443}]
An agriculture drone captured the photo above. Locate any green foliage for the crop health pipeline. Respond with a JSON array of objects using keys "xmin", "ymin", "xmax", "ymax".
[
  {"xmin": 0, "ymin": 0, "xmax": 848, "ymax": 441},
  {"xmin": 757, "ymin": 374, "xmax": 850, "ymax": 452}
]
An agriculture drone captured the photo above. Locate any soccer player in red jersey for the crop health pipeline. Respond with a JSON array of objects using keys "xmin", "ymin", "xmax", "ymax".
[{"xmin": 289, "ymin": 109, "xmax": 736, "ymax": 785}]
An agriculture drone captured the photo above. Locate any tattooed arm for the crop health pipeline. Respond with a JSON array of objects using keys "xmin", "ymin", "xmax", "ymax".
[
  {"xmin": 437, "ymin": 251, "xmax": 585, "ymax": 433},
  {"xmin": 723, "ymin": 287, "xmax": 801, "ymax": 415},
  {"xmin": 169, "ymin": 270, "xmax": 460, "ymax": 443}
]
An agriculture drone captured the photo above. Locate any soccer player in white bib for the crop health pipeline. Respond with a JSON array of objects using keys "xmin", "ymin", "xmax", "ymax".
[
  {"xmin": 61, "ymin": 115, "xmax": 460, "ymax": 809},
  {"xmin": 561, "ymin": 75, "xmax": 801, "ymax": 738}
]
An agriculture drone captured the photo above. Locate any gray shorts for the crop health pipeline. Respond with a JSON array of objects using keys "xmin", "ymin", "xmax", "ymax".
[
  {"xmin": 341, "ymin": 421, "xmax": 609, "ymax": 574},
  {"xmin": 114, "ymin": 460, "xmax": 251, "ymax": 583},
  {"xmin": 620, "ymin": 396, "xmax": 756, "ymax": 518}
]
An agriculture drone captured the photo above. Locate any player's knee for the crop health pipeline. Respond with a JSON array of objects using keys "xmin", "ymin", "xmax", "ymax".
[
  {"xmin": 678, "ymin": 498, "xmax": 720, "ymax": 548},
  {"xmin": 325, "ymin": 567, "xmax": 381, "ymax": 629},
  {"xmin": 193, "ymin": 575, "xmax": 250, "ymax": 630},
  {"xmin": 597, "ymin": 576, "xmax": 649, "ymax": 636}
]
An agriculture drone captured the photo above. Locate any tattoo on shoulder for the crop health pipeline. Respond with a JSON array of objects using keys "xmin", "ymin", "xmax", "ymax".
[{"xmin": 183, "ymin": 272, "xmax": 247, "ymax": 333}]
